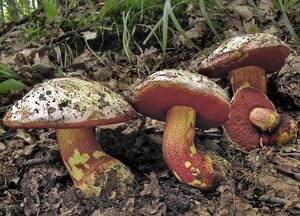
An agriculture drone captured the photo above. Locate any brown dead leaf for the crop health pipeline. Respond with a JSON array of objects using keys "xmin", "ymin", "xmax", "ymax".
[
  {"xmin": 184, "ymin": 200, "xmax": 210, "ymax": 216},
  {"xmin": 70, "ymin": 50, "xmax": 93, "ymax": 70},
  {"xmin": 234, "ymin": 5, "xmax": 253, "ymax": 21},
  {"xmin": 0, "ymin": 142, "xmax": 6, "ymax": 150},
  {"xmin": 91, "ymin": 208, "xmax": 119, "ymax": 216},
  {"xmin": 138, "ymin": 202, "xmax": 166, "ymax": 216},
  {"xmin": 140, "ymin": 172, "xmax": 161, "ymax": 197}
]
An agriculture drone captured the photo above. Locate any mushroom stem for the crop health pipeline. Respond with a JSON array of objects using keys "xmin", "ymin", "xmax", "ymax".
[
  {"xmin": 56, "ymin": 128, "xmax": 134, "ymax": 197},
  {"xmin": 162, "ymin": 106, "xmax": 225, "ymax": 190},
  {"xmin": 249, "ymin": 107, "xmax": 280, "ymax": 132},
  {"xmin": 229, "ymin": 66, "xmax": 267, "ymax": 94}
]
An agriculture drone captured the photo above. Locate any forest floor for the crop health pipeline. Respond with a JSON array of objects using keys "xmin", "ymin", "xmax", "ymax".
[{"xmin": 0, "ymin": 1, "xmax": 300, "ymax": 215}]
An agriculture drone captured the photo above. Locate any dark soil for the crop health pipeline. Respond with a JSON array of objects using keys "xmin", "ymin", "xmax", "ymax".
[{"xmin": 1, "ymin": 1, "xmax": 300, "ymax": 215}]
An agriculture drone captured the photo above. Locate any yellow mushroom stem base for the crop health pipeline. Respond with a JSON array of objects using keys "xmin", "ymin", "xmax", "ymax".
[
  {"xmin": 56, "ymin": 128, "xmax": 133, "ymax": 197},
  {"xmin": 162, "ymin": 106, "xmax": 225, "ymax": 190},
  {"xmin": 229, "ymin": 66, "xmax": 267, "ymax": 94},
  {"xmin": 249, "ymin": 107, "xmax": 280, "ymax": 132}
]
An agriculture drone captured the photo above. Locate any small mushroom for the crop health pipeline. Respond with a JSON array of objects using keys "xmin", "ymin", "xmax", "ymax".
[
  {"xmin": 223, "ymin": 87, "xmax": 276, "ymax": 151},
  {"xmin": 131, "ymin": 69, "xmax": 230, "ymax": 190},
  {"xmin": 3, "ymin": 77, "xmax": 135, "ymax": 197},
  {"xmin": 198, "ymin": 33, "xmax": 290, "ymax": 94},
  {"xmin": 223, "ymin": 86, "xmax": 297, "ymax": 151},
  {"xmin": 262, "ymin": 113, "xmax": 298, "ymax": 145}
]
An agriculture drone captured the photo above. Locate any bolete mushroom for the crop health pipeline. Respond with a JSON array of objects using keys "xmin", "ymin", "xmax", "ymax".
[
  {"xmin": 197, "ymin": 33, "xmax": 290, "ymax": 94},
  {"xmin": 3, "ymin": 77, "xmax": 135, "ymax": 197},
  {"xmin": 130, "ymin": 69, "xmax": 230, "ymax": 190},
  {"xmin": 223, "ymin": 86, "xmax": 297, "ymax": 151},
  {"xmin": 197, "ymin": 33, "xmax": 296, "ymax": 148}
]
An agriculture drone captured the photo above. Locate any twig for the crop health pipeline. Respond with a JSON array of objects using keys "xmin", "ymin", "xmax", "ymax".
[
  {"xmin": 259, "ymin": 195, "xmax": 300, "ymax": 209},
  {"xmin": 0, "ymin": 9, "xmax": 43, "ymax": 37},
  {"xmin": 279, "ymin": 152, "xmax": 300, "ymax": 159},
  {"xmin": 196, "ymin": 131, "xmax": 222, "ymax": 138},
  {"xmin": 22, "ymin": 156, "xmax": 58, "ymax": 167},
  {"xmin": 44, "ymin": 25, "xmax": 91, "ymax": 45}
]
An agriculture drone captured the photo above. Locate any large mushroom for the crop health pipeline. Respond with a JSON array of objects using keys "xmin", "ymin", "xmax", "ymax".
[
  {"xmin": 3, "ymin": 77, "xmax": 135, "ymax": 197},
  {"xmin": 130, "ymin": 69, "xmax": 230, "ymax": 190},
  {"xmin": 197, "ymin": 33, "xmax": 290, "ymax": 94}
]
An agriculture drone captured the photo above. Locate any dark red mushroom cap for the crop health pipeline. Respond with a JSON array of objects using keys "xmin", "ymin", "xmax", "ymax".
[
  {"xmin": 198, "ymin": 33, "xmax": 290, "ymax": 78},
  {"xmin": 224, "ymin": 86, "xmax": 276, "ymax": 151},
  {"xmin": 130, "ymin": 69, "xmax": 230, "ymax": 128},
  {"xmin": 3, "ymin": 77, "xmax": 135, "ymax": 129}
]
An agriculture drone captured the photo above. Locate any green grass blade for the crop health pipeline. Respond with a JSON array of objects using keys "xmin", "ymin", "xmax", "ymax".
[
  {"xmin": 138, "ymin": 24, "xmax": 163, "ymax": 49},
  {"xmin": 0, "ymin": 79, "xmax": 27, "ymax": 94},
  {"xmin": 122, "ymin": 9, "xmax": 133, "ymax": 63},
  {"xmin": 199, "ymin": 0, "xmax": 221, "ymax": 41},
  {"xmin": 167, "ymin": 2, "xmax": 202, "ymax": 53},
  {"xmin": 143, "ymin": 17, "xmax": 163, "ymax": 45},
  {"xmin": 0, "ymin": 63, "xmax": 19, "ymax": 80},
  {"xmin": 162, "ymin": 0, "xmax": 170, "ymax": 64},
  {"xmin": 278, "ymin": 0, "xmax": 300, "ymax": 45}
]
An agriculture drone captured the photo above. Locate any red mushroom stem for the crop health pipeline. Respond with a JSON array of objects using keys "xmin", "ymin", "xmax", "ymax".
[
  {"xmin": 162, "ymin": 106, "xmax": 224, "ymax": 190},
  {"xmin": 229, "ymin": 66, "xmax": 267, "ymax": 94},
  {"xmin": 56, "ymin": 128, "xmax": 133, "ymax": 197}
]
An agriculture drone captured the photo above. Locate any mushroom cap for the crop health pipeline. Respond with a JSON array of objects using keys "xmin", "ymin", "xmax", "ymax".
[
  {"xmin": 223, "ymin": 86, "xmax": 276, "ymax": 151},
  {"xmin": 3, "ymin": 77, "xmax": 135, "ymax": 129},
  {"xmin": 198, "ymin": 33, "xmax": 290, "ymax": 78},
  {"xmin": 130, "ymin": 69, "xmax": 230, "ymax": 128}
]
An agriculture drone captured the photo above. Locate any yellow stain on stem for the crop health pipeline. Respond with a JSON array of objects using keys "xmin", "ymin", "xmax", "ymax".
[
  {"xmin": 67, "ymin": 149, "xmax": 90, "ymax": 181},
  {"xmin": 93, "ymin": 150, "xmax": 106, "ymax": 159},
  {"xmin": 184, "ymin": 161, "xmax": 191, "ymax": 168}
]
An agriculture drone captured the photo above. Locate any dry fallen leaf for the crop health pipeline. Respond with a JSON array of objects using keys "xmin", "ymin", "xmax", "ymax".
[{"xmin": 140, "ymin": 172, "xmax": 161, "ymax": 197}]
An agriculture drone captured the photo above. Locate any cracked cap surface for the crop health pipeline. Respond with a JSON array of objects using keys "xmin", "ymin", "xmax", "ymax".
[
  {"xmin": 198, "ymin": 33, "xmax": 290, "ymax": 78},
  {"xmin": 3, "ymin": 77, "xmax": 135, "ymax": 128}
]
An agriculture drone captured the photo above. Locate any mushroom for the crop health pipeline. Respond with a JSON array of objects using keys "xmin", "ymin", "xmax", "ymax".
[
  {"xmin": 130, "ymin": 69, "xmax": 230, "ymax": 190},
  {"xmin": 262, "ymin": 113, "xmax": 298, "ymax": 145},
  {"xmin": 223, "ymin": 86, "xmax": 297, "ymax": 151},
  {"xmin": 223, "ymin": 86, "xmax": 276, "ymax": 151},
  {"xmin": 3, "ymin": 77, "xmax": 135, "ymax": 197},
  {"xmin": 197, "ymin": 33, "xmax": 290, "ymax": 94},
  {"xmin": 197, "ymin": 33, "xmax": 296, "ymax": 149}
]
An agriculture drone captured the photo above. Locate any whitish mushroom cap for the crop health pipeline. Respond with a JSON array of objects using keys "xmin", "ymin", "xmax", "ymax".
[
  {"xmin": 3, "ymin": 77, "xmax": 135, "ymax": 128},
  {"xmin": 131, "ymin": 69, "xmax": 230, "ymax": 128},
  {"xmin": 198, "ymin": 33, "xmax": 290, "ymax": 78}
]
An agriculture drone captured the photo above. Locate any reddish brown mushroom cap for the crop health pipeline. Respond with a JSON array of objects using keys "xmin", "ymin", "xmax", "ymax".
[
  {"xmin": 3, "ymin": 77, "xmax": 135, "ymax": 129},
  {"xmin": 131, "ymin": 69, "xmax": 230, "ymax": 128},
  {"xmin": 198, "ymin": 33, "xmax": 290, "ymax": 78},
  {"xmin": 224, "ymin": 87, "xmax": 276, "ymax": 151}
]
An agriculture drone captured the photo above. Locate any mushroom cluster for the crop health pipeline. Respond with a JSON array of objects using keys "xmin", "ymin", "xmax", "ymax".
[
  {"xmin": 3, "ymin": 77, "xmax": 135, "ymax": 197},
  {"xmin": 198, "ymin": 33, "xmax": 297, "ymax": 151},
  {"xmin": 130, "ymin": 69, "xmax": 230, "ymax": 190}
]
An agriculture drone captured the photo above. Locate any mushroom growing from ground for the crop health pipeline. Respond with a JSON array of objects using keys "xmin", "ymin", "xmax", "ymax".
[
  {"xmin": 130, "ymin": 69, "xmax": 230, "ymax": 190},
  {"xmin": 197, "ymin": 33, "xmax": 297, "ymax": 149},
  {"xmin": 3, "ymin": 77, "xmax": 135, "ymax": 197},
  {"xmin": 197, "ymin": 33, "xmax": 290, "ymax": 94},
  {"xmin": 223, "ymin": 86, "xmax": 297, "ymax": 151}
]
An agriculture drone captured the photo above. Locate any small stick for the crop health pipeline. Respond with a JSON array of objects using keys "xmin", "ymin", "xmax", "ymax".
[
  {"xmin": 259, "ymin": 195, "xmax": 300, "ymax": 209},
  {"xmin": 23, "ymin": 156, "xmax": 57, "ymax": 167},
  {"xmin": 279, "ymin": 152, "xmax": 300, "ymax": 159}
]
